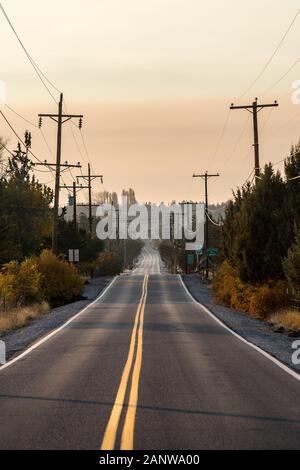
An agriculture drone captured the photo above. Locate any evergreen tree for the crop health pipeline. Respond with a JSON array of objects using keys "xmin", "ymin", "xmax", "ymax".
[
  {"xmin": 0, "ymin": 136, "xmax": 53, "ymax": 264},
  {"xmin": 283, "ymin": 142, "xmax": 300, "ymax": 248},
  {"xmin": 282, "ymin": 226, "xmax": 300, "ymax": 293},
  {"xmin": 222, "ymin": 164, "xmax": 286, "ymax": 282}
]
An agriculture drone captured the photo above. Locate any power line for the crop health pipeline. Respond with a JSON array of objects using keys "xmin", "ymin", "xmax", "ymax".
[
  {"xmin": 0, "ymin": 3, "xmax": 96, "ymax": 192},
  {"xmin": 230, "ymin": 98, "xmax": 279, "ymax": 180},
  {"xmin": 64, "ymin": 103, "xmax": 94, "ymax": 201},
  {"xmin": 0, "ymin": 1, "xmax": 60, "ymax": 103},
  {"xmin": 0, "ymin": 5, "xmax": 83, "ymax": 189},
  {"xmin": 223, "ymin": 113, "xmax": 251, "ymax": 168},
  {"xmin": 0, "ymin": 140, "xmax": 14, "ymax": 157},
  {"xmin": 1, "ymin": 104, "xmax": 58, "ymax": 182},
  {"xmin": 206, "ymin": 210, "xmax": 223, "ymax": 227},
  {"xmin": 0, "ymin": 109, "xmax": 44, "ymax": 164},
  {"xmin": 272, "ymin": 149, "xmax": 300, "ymax": 168},
  {"xmin": 33, "ymin": 166, "xmax": 55, "ymax": 174},
  {"xmin": 193, "ymin": 172, "xmax": 220, "ymax": 279},
  {"xmin": 261, "ymin": 58, "xmax": 300, "ymax": 96},
  {"xmin": 38, "ymin": 93, "xmax": 83, "ymax": 252},
  {"xmin": 208, "ymin": 110, "xmax": 231, "ymax": 170},
  {"xmin": 229, "ymin": 146, "xmax": 253, "ymax": 187},
  {"xmin": 4, "ymin": 103, "xmax": 38, "ymax": 128},
  {"xmin": 77, "ymin": 126, "xmax": 96, "ymax": 174},
  {"xmin": 242, "ymin": 168, "xmax": 255, "ymax": 186},
  {"xmin": 77, "ymin": 163, "xmax": 103, "ymax": 235},
  {"xmin": 237, "ymin": 9, "xmax": 300, "ymax": 100}
]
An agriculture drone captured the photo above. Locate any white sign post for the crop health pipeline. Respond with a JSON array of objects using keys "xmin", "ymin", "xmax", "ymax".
[
  {"xmin": 68, "ymin": 249, "xmax": 79, "ymax": 263},
  {"xmin": 68, "ymin": 249, "xmax": 74, "ymax": 263}
]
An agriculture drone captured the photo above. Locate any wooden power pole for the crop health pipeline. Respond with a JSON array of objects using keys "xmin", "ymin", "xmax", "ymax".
[
  {"xmin": 60, "ymin": 183, "xmax": 90, "ymax": 232},
  {"xmin": 38, "ymin": 93, "xmax": 83, "ymax": 253},
  {"xmin": 77, "ymin": 163, "xmax": 103, "ymax": 236},
  {"xmin": 230, "ymin": 98, "xmax": 278, "ymax": 181},
  {"xmin": 193, "ymin": 172, "xmax": 219, "ymax": 279}
]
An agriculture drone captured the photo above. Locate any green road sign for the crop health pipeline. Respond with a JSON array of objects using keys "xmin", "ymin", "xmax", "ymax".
[
  {"xmin": 187, "ymin": 254, "xmax": 194, "ymax": 265},
  {"xmin": 207, "ymin": 247, "xmax": 218, "ymax": 257}
]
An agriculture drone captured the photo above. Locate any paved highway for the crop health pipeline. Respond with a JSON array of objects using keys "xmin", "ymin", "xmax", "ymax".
[
  {"xmin": 132, "ymin": 245, "xmax": 164, "ymax": 275},
  {"xmin": 0, "ymin": 259, "xmax": 299, "ymax": 449}
]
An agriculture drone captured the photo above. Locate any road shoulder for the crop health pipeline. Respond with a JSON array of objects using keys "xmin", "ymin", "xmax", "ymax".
[
  {"xmin": 0, "ymin": 276, "xmax": 114, "ymax": 361},
  {"xmin": 182, "ymin": 274, "xmax": 300, "ymax": 373}
]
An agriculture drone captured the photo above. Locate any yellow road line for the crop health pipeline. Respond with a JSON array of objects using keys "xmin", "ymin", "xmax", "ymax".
[
  {"xmin": 100, "ymin": 274, "xmax": 148, "ymax": 450},
  {"xmin": 120, "ymin": 274, "xmax": 148, "ymax": 450}
]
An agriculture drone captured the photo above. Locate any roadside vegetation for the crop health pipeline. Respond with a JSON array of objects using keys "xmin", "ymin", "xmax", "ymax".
[
  {"xmin": 269, "ymin": 310, "xmax": 300, "ymax": 333},
  {"xmin": 0, "ymin": 250, "xmax": 84, "ymax": 333},
  {"xmin": 0, "ymin": 302, "xmax": 49, "ymax": 334},
  {"xmin": 213, "ymin": 141, "xmax": 300, "ymax": 329},
  {"xmin": 0, "ymin": 138, "xmax": 143, "ymax": 333}
]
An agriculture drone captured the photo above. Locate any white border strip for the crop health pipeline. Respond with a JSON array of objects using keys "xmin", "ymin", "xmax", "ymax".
[
  {"xmin": 179, "ymin": 275, "xmax": 300, "ymax": 382},
  {"xmin": 0, "ymin": 276, "xmax": 118, "ymax": 372}
]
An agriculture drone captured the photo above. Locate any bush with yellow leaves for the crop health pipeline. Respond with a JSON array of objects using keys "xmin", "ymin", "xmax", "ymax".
[
  {"xmin": 213, "ymin": 261, "xmax": 287, "ymax": 319},
  {"xmin": 38, "ymin": 250, "xmax": 84, "ymax": 306},
  {"xmin": 0, "ymin": 258, "xmax": 41, "ymax": 309},
  {"xmin": 248, "ymin": 281, "xmax": 287, "ymax": 319}
]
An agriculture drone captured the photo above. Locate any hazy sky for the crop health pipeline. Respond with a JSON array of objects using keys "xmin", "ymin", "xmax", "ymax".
[{"xmin": 1, "ymin": 0, "xmax": 300, "ymax": 204}]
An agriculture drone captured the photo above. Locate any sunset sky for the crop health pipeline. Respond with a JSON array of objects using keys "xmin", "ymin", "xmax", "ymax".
[{"xmin": 1, "ymin": 0, "xmax": 300, "ymax": 204}]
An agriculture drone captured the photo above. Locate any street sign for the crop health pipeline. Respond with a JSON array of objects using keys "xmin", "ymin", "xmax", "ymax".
[
  {"xmin": 187, "ymin": 254, "xmax": 194, "ymax": 265},
  {"xmin": 207, "ymin": 247, "xmax": 218, "ymax": 257},
  {"xmin": 195, "ymin": 244, "xmax": 203, "ymax": 255},
  {"xmin": 69, "ymin": 249, "xmax": 80, "ymax": 263}
]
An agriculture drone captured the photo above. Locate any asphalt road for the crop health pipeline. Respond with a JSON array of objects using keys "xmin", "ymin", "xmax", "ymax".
[
  {"xmin": 132, "ymin": 245, "xmax": 163, "ymax": 274},
  {"xmin": 0, "ymin": 260, "xmax": 299, "ymax": 449}
]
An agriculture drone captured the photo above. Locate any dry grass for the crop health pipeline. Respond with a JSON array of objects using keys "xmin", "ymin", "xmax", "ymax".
[
  {"xmin": 269, "ymin": 309, "xmax": 300, "ymax": 332},
  {"xmin": 0, "ymin": 302, "xmax": 49, "ymax": 334}
]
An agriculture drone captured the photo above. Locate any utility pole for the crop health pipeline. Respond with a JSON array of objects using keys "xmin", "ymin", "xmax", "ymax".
[
  {"xmin": 77, "ymin": 163, "xmax": 103, "ymax": 236},
  {"xmin": 34, "ymin": 160, "xmax": 82, "ymax": 242},
  {"xmin": 38, "ymin": 93, "xmax": 83, "ymax": 253},
  {"xmin": 230, "ymin": 98, "xmax": 278, "ymax": 181},
  {"xmin": 72, "ymin": 181, "xmax": 77, "ymax": 230},
  {"xmin": 193, "ymin": 172, "xmax": 219, "ymax": 280},
  {"xmin": 60, "ymin": 183, "xmax": 90, "ymax": 232}
]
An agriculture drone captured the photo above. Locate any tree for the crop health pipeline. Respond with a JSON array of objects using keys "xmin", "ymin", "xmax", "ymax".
[
  {"xmin": 0, "ymin": 136, "xmax": 53, "ymax": 264},
  {"xmin": 282, "ymin": 226, "xmax": 300, "ymax": 293},
  {"xmin": 38, "ymin": 250, "xmax": 84, "ymax": 305},
  {"xmin": 283, "ymin": 142, "xmax": 300, "ymax": 247},
  {"xmin": 222, "ymin": 164, "xmax": 286, "ymax": 282},
  {"xmin": 95, "ymin": 190, "xmax": 118, "ymax": 206},
  {"xmin": 122, "ymin": 188, "xmax": 137, "ymax": 205},
  {"xmin": 122, "ymin": 239, "xmax": 144, "ymax": 268},
  {"xmin": 57, "ymin": 219, "xmax": 104, "ymax": 262},
  {"xmin": 158, "ymin": 239, "xmax": 185, "ymax": 273},
  {"xmin": 95, "ymin": 250, "xmax": 122, "ymax": 276},
  {"xmin": 0, "ymin": 137, "xmax": 7, "ymax": 178}
]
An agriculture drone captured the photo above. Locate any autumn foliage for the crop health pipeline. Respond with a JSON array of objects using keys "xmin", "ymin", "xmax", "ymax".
[
  {"xmin": 38, "ymin": 250, "xmax": 84, "ymax": 305},
  {"xmin": 213, "ymin": 261, "xmax": 286, "ymax": 319},
  {"xmin": 0, "ymin": 250, "xmax": 84, "ymax": 311}
]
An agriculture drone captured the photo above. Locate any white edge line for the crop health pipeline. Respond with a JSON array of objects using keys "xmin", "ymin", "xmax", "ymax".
[
  {"xmin": 0, "ymin": 276, "xmax": 118, "ymax": 372},
  {"xmin": 179, "ymin": 275, "xmax": 300, "ymax": 382}
]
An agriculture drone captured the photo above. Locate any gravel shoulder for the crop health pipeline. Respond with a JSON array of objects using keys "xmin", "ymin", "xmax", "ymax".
[
  {"xmin": 182, "ymin": 274, "xmax": 300, "ymax": 373},
  {"xmin": 1, "ymin": 276, "xmax": 114, "ymax": 361}
]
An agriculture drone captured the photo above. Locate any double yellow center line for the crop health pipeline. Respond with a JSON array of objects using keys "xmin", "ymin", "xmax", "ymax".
[{"xmin": 100, "ymin": 274, "xmax": 149, "ymax": 450}]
